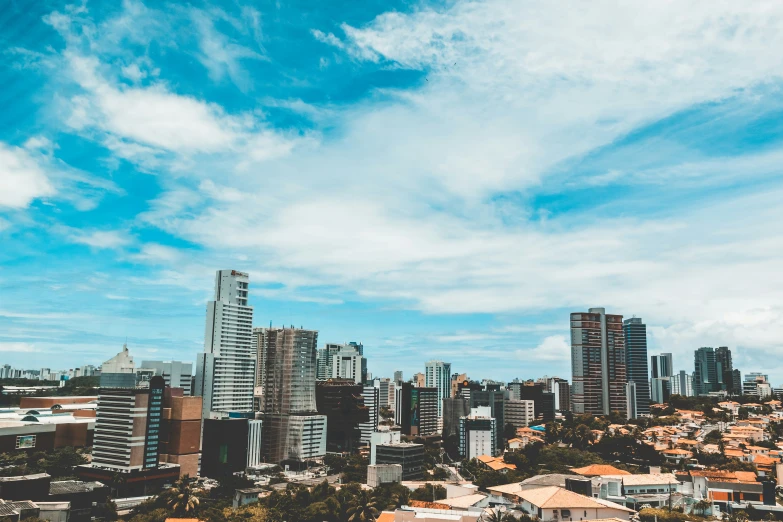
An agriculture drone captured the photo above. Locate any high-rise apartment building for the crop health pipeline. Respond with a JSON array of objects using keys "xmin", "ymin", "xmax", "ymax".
[
  {"xmin": 545, "ymin": 377, "xmax": 571, "ymax": 412},
  {"xmin": 257, "ymin": 326, "xmax": 326, "ymax": 463},
  {"xmin": 672, "ymin": 371, "xmax": 693, "ymax": 397},
  {"xmin": 425, "ymin": 361, "xmax": 452, "ymax": 418},
  {"xmin": 504, "ymin": 399, "xmax": 535, "ymax": 429},
  {"xmin": 376, "ymin": 378, "xmax": 396, "ymax": 409},
  {"xmin": 315, "ymin": 379, "xmax": 368, "ymax": 453},
  {"xmin": 394, "ymin": 382, "xmax": 438, "ymax": 436},
  {"xmin": 693, "ymin": 347, "xmax": 720, "ymax": 395},
  {"xmin": 140, "ymin": 361, "xmax": 193, "ymax": 396},
  {"xmin": 195, "ymin": 270, "xmax": 255, "ymax": 418},
  {"xmin": 458, "ymin": 406, "xmax": 498, "ymax": 459},
  {"xmin": 650, "ymin": 377, "xmax": 671, "ymax": 403},
  {"xmin": 650, "ymin": 353, "xmax": 673, "ymax": 379},
  {"xmin": 570, "ymin": 308, "xmax": 628, "ymax": 416},
  {"xmin": 360, "ymin": 381, "xmax": 380, "ymax": 445},
  {"xmin": 394, "ymin": 371, "xmax": 403, "ymax": 384},
  {"xmin": 623, "ymin": 318, "xmax": 650, "ymax": 416},
  {"xmin": 412, "ymin": 373, "xmax": 425, "ymax": 388}
]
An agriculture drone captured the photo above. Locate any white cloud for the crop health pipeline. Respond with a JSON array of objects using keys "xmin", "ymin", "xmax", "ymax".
[
  {"xmin": 66, "ymin": 229, "xmax": 132, "ymax": 250},
  {"xmin": 0, "ymin": 142, "xmax": 56, "ymax": 208},
  {"xmin": 0, "ymin": 342, "xmax": 38, "ymax": 353}
]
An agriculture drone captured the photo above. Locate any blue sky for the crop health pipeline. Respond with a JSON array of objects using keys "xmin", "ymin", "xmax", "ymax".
[{"xmin": 2, "ymin": 0, "xmax": 783, "ymax": 384}]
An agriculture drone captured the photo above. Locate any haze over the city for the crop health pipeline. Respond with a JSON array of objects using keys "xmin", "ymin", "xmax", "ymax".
[{"xmin": 2, "ymin": 1, "xmax": 783, "ymax": 382}]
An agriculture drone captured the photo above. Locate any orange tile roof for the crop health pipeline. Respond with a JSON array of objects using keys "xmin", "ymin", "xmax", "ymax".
[
  {"xmin": 377, "ymin": 513, "xmax": 396, "ymax": 522},
  {"xmin": 571, "ymin": 464, "xmax": 630, "ymax": 476},
  {"xmin": 409, "ymin": 500, "xmax": 451, "ymax": 510}
]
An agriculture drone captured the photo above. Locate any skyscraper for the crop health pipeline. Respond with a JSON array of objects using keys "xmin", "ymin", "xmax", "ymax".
[
  {"xmin": 257, "ymin": 326, "xmax": 327, "ymax": 463},
  {"xmin": 425, "ymin": 360, "xmax": 452, "ymax": 418},
  {"xmin": 715, "ymin": 347, "xmax": 737, "ymax": 394},
  {"xmin": 693, "ymin": 347, "xmax": 719, "ymax": 395},
  {"xmin": 672, "ymin": 370, "xmax": 693, "ymax": 397},
  {"xmin": 623, "ymin": 318, "xmax": 650, "ymax": 416},
  {"xmin": 194, "ymin": 270, "xmax": 255, "ymax": 418},
  {"xmin": 571, "ymin": 308, "xmax": 628, "ymax": 416},
  {"xmin": 650, "ymin": 353, "xmax": 673, "ymax": 378}
]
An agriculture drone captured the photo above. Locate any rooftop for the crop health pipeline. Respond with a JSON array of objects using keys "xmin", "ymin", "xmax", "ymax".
[{"xmin": 571, "ymin": 464, "xmax": 630, "ymax": 477}]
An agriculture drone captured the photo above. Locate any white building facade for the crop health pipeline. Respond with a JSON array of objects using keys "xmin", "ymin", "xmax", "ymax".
[
  {"xmin": 425, "ymin": 360, "xmax": 452, "ymax": 418},
  {"xmin": 194, "ymin": 270, "xmax": 255, "ymax": 418}
]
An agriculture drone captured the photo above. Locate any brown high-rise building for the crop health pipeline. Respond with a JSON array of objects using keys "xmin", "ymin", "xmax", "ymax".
[
  {"xmin": 570, "ymin": 308, "xmax": 627, "ymax": 416},
  {"xmin": 159, "ymin": 388, "xmax": 202, "ymax": 478}
]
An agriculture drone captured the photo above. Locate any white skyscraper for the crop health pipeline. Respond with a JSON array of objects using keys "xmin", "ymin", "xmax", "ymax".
[
  {"xmin": 141, "ymin": 360, "xmax": 193, "ymax": 395},
  {"xmin": 425, "ymin": 360, "xmax": 452, "ymax": 418},
  {"xmin": 194, "ymin": 270, "xmax": 255, "ymax": 418}
]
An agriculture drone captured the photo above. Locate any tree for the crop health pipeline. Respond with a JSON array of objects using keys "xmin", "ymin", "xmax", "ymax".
[
  {"xmin": 693, "ymin": 499, "xmax": 711, "ymax": 516},
  {"xmin": 545, "ymin": 422, "xmax": 562, "ymax": 444},
  {"xmin": 165, "ymin": 477, "xmax": 200, "ymax": 517},
  {"xmin": 483, "ymin": 509, "xmax": 513, "ymax": 522},
  {"xmin": 503, "ymin": 423, "xmax": 517, "ymax": 445},
  {"xmin": 410, "ymin": 483, "xmax": 447, "ymax": 501},
  {"xmin": 346, "ymin": 491, "xmax": 379, "ymax": 522}
]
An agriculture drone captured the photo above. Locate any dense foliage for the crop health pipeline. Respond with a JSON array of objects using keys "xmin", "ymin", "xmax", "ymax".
[{"xmin": 0, "ymin": 447, "xmax": 88, "ymax": 477}]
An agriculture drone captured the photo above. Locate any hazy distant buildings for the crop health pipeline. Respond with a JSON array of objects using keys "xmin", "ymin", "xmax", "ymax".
[
  {"xmin": 743, "ymin": 372, "xmax": 772, "ymax": 398},
  {"xmin": 545, "ymin": 377, "xmax": 571, "ymax": 412},
  {"xmin": 623, "ymin": 318, "xmax": 650, "ymax": 416},
  {"xmin": 194, "ymin": 270, "xmax": 255, "ymax": 418},
  {"xmin": 650, "ymin": 377, "xmax": 672, "ymax": 404},
  {"xmin": 425, "ymin": 361, "xmax": 452, "ymax": 418},
  {"xmin": 672, "ymin": 370, "xmax": 693, "ymax": 397},
  {"xmin": 570, "ymin": 308, "xmax": 628, "ymax": 416},
  {"xmin": 316, "ymin": 343, "xmax": 366, "ymax": 384},
  {"xmin": 140, "ymin": 361, "xmax": 193, "ymax": 396}
]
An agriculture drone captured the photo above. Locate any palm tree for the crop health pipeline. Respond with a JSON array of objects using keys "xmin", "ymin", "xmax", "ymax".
[
  {"xmin": 346, "ymin": 491, "xmax": 379, "ymax": 522},
  {"xmin": 482, "ymin": 509, "xmax": 513, "ymax": 522},
  {"xmin": 165, "ymin": 477, "xmax": 200, "ymax": 516}
]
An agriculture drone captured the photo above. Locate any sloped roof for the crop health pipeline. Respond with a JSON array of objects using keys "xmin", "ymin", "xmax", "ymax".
[
  {"xmin": 513, "ymin": 486, "xmax": 634, "ymax": 512},
  {"xmin": 438, "ymin": 494, "xmax": 488, "ymax": 509},
  {"xmin": 571, "ymin": 464, "xmax": 630, "ymax": 476}
]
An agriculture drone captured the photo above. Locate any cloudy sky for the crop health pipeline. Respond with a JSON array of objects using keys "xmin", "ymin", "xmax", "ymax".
[{"xmin": 2, "ymin": 0, "xmax": 783, "ymax": 383}]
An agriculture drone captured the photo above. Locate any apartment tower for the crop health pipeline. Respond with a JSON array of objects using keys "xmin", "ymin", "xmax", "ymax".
[
  {"xmin": 570, "ymin": 307, "xmax": 628, "ymax": 416},
  {"xmin": 194, "ymin": 270, "xmax": 255, "ymax": 418},
  {"xmin": 425, "ymin": 360, "xmax": 452, "ymax": 418}
]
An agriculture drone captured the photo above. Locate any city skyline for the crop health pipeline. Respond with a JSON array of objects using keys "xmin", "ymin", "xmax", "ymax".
[{"xmin": 3, "ymin": 2, "xmax": 783, "ymax": 382}]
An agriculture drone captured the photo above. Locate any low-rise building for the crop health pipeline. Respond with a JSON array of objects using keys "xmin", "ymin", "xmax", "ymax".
[
  {"xmin": 486, "ymin": 485, "xmax": 635, "ymax": 521},
  {"xmin": 375, "ymin": 442, "xmax": 425, "ymax": 481},
  {"xmin": 367, "ymin": 464, "xmax": 403, "ymax": 487}
]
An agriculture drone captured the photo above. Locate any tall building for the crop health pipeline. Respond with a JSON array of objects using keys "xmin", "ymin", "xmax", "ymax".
[
  {"xmin": 256, "ymin": 326, "xmax": 326, "ymax": 463},
  {"xmin": 425, "ymin": 361, "xmax": 452, "ymax": 418},
  {"xmin": 442, "ymin": 397, "xmax": 470, "ymax": 438},
  {"xmin": 377, "ymin": 378, "xmax": 396, "ymax": 409},
  {"xmin": 693, "ymin": 347, "xmax": 719, "ymax": 395},
  {"xmin": 545, "ymin": 377, "xmax": 571, "ymax": 412},
  {"xmin": 715, "ymin": 347, "xmax": 738, "ymax": 394},
  {"xmin": 315, "ymin": 379, "xmax": 368, "ymax": 453},
  {"xmin": 458, "ymin": 406, "xmax": 498, "ymax": 459},
  {"xmin": 195, "ymin": 270, "xmax": 255, "ymax": 418},
  {"xmin": 650, "ymin": 377, "xmax": 672, "ymax": 404},
  {"xmin": 394, "ymin": 382, "xmax": 438, "ymax": 436},
  {"xmin": 504, "ymin": 399, "xmax": 535, "ymax": 429},
  {"xmin": 672, "ymin": 371, "xmax": 693, "ymax": 397},
  {"xmin": 650, "ymin": 353, "xmax": 673, "ymax": 379},
  {"xmin": 140, "ymin": 361, "xmax": 193, "ymax": 396},
  {"xmin": 412, "ymin": 373, "xmax": 425, "ymax": 388},
  {"xmin": 625, "ymin": 381, "xmax": 637, "ymax": 420},
  {"xmin": 394, "ymin": 371, "xmax": 403, "ymax": 384},
  {"xmin": 570, "ymin": 308, "xmax": 627, "ymax": 416},
  {"xmin": 517, "ymin": 384, "xmax": 556, "ymax": 422},
  {"xmin": 359, "ymin": 381, "xmax": 380, "ymax": 445},
  {"xmin": 78, "ymin": 349, "xmax": 179, "ymax": 494},
  {"xmin": 732, "ymin": 369, "xmax": 742, "ymax": 396},
  {"xmin": 623, "ymin": 318, "xmax": 650, "ymax": 416},
  {"xmin": 470, "ymin": 390, "xmax": 506, "ymax": 454}
]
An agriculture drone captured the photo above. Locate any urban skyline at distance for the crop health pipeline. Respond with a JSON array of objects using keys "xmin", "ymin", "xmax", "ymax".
[{"xmin": 2, "ymin": 2, "xmax": 783, "ymax": 382}]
